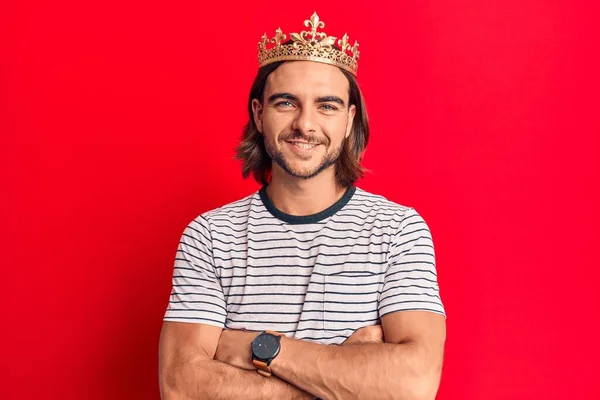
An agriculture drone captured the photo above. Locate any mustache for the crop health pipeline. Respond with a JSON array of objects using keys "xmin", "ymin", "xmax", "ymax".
[{"xmin": 278, "ymin": 131, "xmax": 328, "ymax": 145}]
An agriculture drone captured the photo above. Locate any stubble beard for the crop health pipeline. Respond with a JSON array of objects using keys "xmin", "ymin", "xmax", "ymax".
[{"xmin": 265, "ymin": 136, "xmax": 345, "ymax": 180}]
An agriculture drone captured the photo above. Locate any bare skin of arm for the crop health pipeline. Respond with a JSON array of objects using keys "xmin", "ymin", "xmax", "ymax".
[
  {"xmin": 216, "ymin": 311, "xmax": 446, "ymax": 400},
  {"xmin": 273, "ymin": 311, "xmax": 446, "ymax": 400},
  {"xmin": 158, "ymin": 322, "xmax": 312, "ymax": 400},
  {"xmin": 158, "ymin": 322, "xmax": 381, "ymax": 399}
]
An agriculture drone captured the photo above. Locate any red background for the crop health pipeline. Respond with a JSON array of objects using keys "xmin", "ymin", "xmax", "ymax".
[{"xmin": 1, "ymin": 1, "xmax": 599, "ymax": 399}]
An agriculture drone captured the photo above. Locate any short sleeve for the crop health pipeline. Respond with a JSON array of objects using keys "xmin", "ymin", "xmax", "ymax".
[
  {"xmin": 163, "ymin": 216, "xmax": 227, "ymax": 328},
  {"xmin": 378, "ymin": 208, "xmax": 446, "ymax": 318}
]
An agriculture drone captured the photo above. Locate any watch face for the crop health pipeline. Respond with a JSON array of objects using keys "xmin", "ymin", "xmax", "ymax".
[{"xmin": 252, "ymin": 333, "xmax": 280, "ymax": 360}]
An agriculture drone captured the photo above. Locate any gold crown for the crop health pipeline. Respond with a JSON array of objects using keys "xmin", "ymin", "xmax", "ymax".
[{"xmin": 258, "ymin": 12, "xmax": 360, "ymax": 76}]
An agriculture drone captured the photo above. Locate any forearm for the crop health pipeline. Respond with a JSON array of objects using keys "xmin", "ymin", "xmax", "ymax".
[
  {"xmin": 271, "ymin": 339, "xmax": 440, "ymax": 400},
  {"xmin": 162, "ymin": 358, "xmax": 311, "ymax": 400}
]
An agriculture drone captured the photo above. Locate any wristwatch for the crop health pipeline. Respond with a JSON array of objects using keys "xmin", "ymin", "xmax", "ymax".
[{"xmin": 251, "ymin": 330, "xmax": 283, "ymax": 377}]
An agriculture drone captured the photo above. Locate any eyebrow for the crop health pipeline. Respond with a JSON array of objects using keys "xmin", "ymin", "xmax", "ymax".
[
  {"xmin": 267, "ymin": 92, "xmax": 346, "ymax": 107},
  {"xmin": 267, "ymin": 93, "xmax": 298, "ymax": 104},
  {"xmin": 316, "ymin": 96, "xmax": 346, "ymax": 107}
]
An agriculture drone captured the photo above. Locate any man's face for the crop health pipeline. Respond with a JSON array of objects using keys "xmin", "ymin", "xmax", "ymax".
[{"xmin": 252, "ymin": 61, "xmax": 356, "ymax": 181}]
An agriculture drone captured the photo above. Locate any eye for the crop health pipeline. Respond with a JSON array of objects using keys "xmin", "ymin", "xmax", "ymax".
[
  {"xmin": 275, "ymin": 101, "xmax": 294, "ymax": 108},
  {"xmin": 320, "ymin": 104, "xmax": 338, "ymax": 111}
]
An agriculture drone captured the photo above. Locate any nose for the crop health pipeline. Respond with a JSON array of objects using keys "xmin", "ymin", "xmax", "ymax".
[{"xmin": 291, "ymin": 105, "xmax": 317, "ymax": 135}]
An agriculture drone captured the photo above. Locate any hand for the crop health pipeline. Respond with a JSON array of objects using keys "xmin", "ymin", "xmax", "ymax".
[
  {"xmin": 214, "ymin": 329, "xmax": 260, "ymax": 370},
  {"xmin": 342, "ymin": 324, "xmax": 384, "ymax": 345}
]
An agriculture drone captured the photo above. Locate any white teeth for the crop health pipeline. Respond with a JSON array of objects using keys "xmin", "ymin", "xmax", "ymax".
[{"xmin": 294, "ymin": 143, "xmax": 316, "ymax": 149}]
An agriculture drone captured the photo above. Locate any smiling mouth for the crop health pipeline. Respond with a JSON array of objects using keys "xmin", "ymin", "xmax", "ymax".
[{"xmin": 287, "ymin": 141, "xmax": 319, "ymax": 150}]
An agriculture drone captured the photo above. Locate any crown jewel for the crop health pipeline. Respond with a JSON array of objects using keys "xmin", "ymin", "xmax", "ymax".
[{"xmin": 258, "ymin": 12, "xmax": 360, "ymax": 76}]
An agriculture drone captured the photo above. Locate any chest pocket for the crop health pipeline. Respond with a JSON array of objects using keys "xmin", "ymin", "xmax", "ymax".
[{"xmin": 322, "ymin": 264, "xmax": 385, "ymax": 340}]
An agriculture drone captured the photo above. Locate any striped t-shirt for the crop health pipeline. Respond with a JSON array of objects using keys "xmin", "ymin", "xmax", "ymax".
[{"xmin": 164, "ymin": 186, "xmax": 445, "ymax": 345}]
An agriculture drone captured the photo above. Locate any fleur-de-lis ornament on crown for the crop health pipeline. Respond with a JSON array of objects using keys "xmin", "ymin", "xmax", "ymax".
[{"xmin": 258, "ymin": 12, "xmax": 360, "ymax": 76}]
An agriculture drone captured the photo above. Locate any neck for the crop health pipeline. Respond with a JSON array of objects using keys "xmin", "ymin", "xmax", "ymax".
[{"xmin": 266, "ymin": 166, "xmax": 349, "ymax": 216}]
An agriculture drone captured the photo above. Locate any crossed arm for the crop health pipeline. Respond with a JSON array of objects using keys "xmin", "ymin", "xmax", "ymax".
[
  {"xmin": 159, "ymin": 310, "xmax": 446, "ymax": 400},
  {"xmin": 159, "ymin": 322, "xmax": 311, "ymax": 400}
]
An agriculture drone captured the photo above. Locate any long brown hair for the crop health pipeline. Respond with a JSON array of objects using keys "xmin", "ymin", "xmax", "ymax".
[{"xmin": 235, "ymin": 61, "xmax": 370, "ymax": 187}]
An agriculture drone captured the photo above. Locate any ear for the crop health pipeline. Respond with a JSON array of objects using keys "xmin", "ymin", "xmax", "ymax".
[
  {"xmin": 345, "ymin": 104, "xmax": 356, "ymax": 139},
  {"xmin": 252, "ymin": 98, "xmax": 264, "ymax": 133}
]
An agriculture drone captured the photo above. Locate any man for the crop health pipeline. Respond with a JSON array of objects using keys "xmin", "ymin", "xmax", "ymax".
[{"xmin": 159, "ymin": 12, "xmax": 446, "ymax": 400}]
